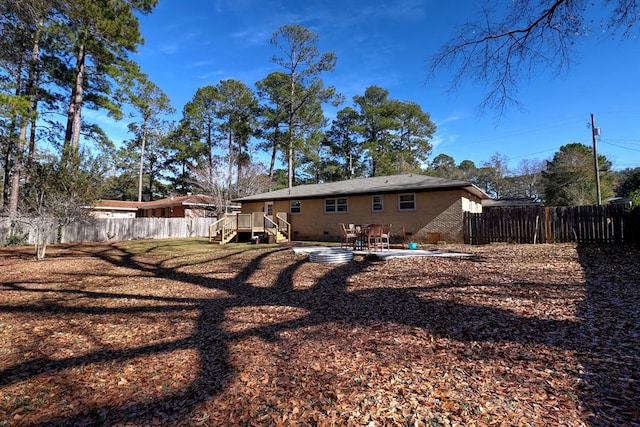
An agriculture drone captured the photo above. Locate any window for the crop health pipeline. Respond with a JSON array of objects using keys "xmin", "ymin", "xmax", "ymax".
[
  {"xmin": 372, "ymin": 195, "xmax": 383, "ymax": 212},
  {"xmin": 398, "ymin": 193, "xmax": 416, "ymax": 211},
  {"xmin": 325, "ymin": 197, "xmax": 348, "ymax": 213},
  {"xmin": 290, "ymin": 200, "xmax": 301, "ymax": 214}
]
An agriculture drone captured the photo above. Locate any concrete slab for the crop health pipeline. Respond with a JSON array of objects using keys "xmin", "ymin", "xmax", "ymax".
[{"xmin": 291, "ymin": 246, "xmax": 472, "ymax": 261}]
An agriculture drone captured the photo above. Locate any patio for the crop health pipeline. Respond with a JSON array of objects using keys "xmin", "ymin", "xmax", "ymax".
[{"xmin": 292, "ymin": 245, "xmax": 472, "ymax": 261}]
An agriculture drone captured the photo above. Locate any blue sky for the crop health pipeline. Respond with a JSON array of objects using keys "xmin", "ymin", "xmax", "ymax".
[{"xmin": 98, "ymin": 0, "xmax": 640, "ymax": 172}]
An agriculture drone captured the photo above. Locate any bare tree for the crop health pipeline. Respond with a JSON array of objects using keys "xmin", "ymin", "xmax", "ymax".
[
  {"xmin": 190, "ymin": 155, "xmax": 229, "ymax": 214},
  {"xmin": 191, "ymin": 158, "xmax": 272, "ymax": 214},
  {"xmin": 478, "ymin": 152, "xmax": 511, "ymax": 199},
  {"xmin": 19, "ymin": 191, "xmax": 73, "ymax": 260},
  {"xmin": 235, "ymin": 162, "xmax": 272, "ymax": 198},
  {"xmin": 190, "ymin": 153, "xmax": 266, "ymax": 212},
  {"xmin": 514, "ymin": 158, "xmax": 545, "ymax": 200},
  {"xmin": 16, "ymin": 150, "xmax": 104, "ymax": 259},
  {"xmin": 431, "ymin": 0, "xmax": 640, "ymax": 114}
]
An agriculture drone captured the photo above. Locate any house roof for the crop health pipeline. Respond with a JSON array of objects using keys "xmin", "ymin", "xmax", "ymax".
[
  {"xmin": 233, "ymin": 174, "xmax": 491, "ymax": 202},
  {"xmin": 139, "ymin": 194, "xmax": 216, "ymax": 209},
  {"xmin": 93, "ymin": 194, "xmax": 218, "ymax": 210},
  {"xmin": 93, "ymin": 200, "xmax": 140, "ymax": 211},
  {"xmin": 482, "ymin": 198, "xmax": 542, "ymax": 207}
]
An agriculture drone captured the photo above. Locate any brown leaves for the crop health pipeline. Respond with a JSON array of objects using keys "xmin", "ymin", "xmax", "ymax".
[{"xmin": 0, "ymin": 242, "xmax": 638, "ymax": 425}]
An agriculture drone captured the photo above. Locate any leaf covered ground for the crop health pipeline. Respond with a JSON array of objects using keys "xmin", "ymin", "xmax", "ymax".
[{"xmin": 0, "ymin": 240, "xmax": 639, "ymax": 426}]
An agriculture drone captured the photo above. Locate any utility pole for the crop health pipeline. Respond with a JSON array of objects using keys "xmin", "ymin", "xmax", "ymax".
[{"xmin": 591, "ymin": 113, "xmax": 602, "ymax": 206}]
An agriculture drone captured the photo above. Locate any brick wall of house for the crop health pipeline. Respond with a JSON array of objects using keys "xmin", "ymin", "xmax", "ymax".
[
  {"xmin": 420, "ymin": 198, "xmax": 463, "ymax": 243},
  {"xmin": 240, "ymin": 191, "xmax": 473, "ymax": 243}
]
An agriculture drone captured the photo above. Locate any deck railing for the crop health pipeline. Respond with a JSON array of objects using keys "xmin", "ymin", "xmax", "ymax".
[
  {"xmin": 276, "ymin": 213, "xmax": 290, "ymax": 241},
  {"xmin": 236, "ymin": 213, "xmax": 253, "ymax": 230},
  {"xmin": 209, "ymin": 212, "xmax": 290, "ymax": 244},
  {"xmin": 209, "ymin": 215, "xmax": 239, "ymax": 243},
  {"xmin": 221, "ymin": 215, "xmax": 238, "ymax": 242}
]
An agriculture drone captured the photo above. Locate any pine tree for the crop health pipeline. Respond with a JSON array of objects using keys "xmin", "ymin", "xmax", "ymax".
[{"xmin": 270, "ymin": 24, "xmax": 341, "ymax": 187}]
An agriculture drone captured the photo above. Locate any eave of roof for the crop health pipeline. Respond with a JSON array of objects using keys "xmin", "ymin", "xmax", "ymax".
[
  {"xmin": 233, "ymin": 174, "xmax": 491, "ymax": 202},
  {"xmin": 92, "ymin": 200, "xmax": 140, "ymax": 210},
  {"xmin": 90, "ymin": 195, "xmax": 220, "ymax": 210},
  {"xmin": 92, "ymin": 206, "xmax": 139, "ymax": 211},
  {"xmin": 138, "ymin": 195, "xmax": 217, "ymax": 209}
]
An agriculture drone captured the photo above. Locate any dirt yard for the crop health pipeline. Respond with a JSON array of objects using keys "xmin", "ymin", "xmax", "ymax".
[{"xmin": 0, "ymin": 240, "xmax": 638, "ymax": 426}]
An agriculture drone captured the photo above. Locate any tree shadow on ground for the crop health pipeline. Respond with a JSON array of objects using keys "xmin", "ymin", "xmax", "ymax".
[
  {"xmin": 1, "ymin": 243, "xmax": 638, "ymax": 425},
  {"xmin": 575, "ymin": 244, "xmax": 640, "ymax": 425}
]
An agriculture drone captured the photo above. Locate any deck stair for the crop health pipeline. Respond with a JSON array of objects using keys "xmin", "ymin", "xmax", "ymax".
[{"xmin": 209, "ymin": 212, "xmax": 290, "ymax": 245}]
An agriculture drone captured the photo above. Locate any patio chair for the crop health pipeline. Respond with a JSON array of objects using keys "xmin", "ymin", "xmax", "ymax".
[
  {"xmin": 381, "ymin": 223, "xmax": 392, "ymax": 249},
  {"xmin": 339, "ymin": 223, "xmax": 358, "ymax": 248},
  {"xmin": 366, "ymin": 224, "xmax": 387, "ymax": 251}
]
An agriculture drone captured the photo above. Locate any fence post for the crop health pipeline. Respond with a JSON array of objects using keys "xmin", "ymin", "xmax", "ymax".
[
  {"xmin": 545, "ymin": 207, "xmax": 551, "ymax": 243},
  {"xmin": 613, "ymin": 205, "xmax": 623, "ymax": 244}
]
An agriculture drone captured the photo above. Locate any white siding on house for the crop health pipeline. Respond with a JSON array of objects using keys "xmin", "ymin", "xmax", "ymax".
[
  {"xmin": 91, "ymin": 210, "xmax": 137, "ymax": 219},
  {"xmin": 462, "ymin": 197, "xmax": 483, "ymax": 213}
]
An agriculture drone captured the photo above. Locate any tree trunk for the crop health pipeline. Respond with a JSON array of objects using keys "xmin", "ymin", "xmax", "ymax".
[
  {"xmin": 207, "ymin": 123, "xmax": 214, "ymax": 188},
  {"xmin": 7, "ymin": 126, "xmax": 27, "ymax": 221},
  {"xmin": 2, "ymin": 79, "xmax": 23, "ymax": 212},
  {"xmin": 236, "ymin": 138, "xmax": 247, "ymax": 192},
  {"xmin": 288, "ymin": 76, "xmax": 296, "ymax": 188},
  {"xmin": 2, "ymin": 135, "xmax": 13, "ymax": 210},
  {"xmin": 35, "ymin": 240, "xmax": 47, "ymax": 260},
  {"xmin": 288, "ymin": 136, "xmax": 293, "ymax": 188},
  {"xmin": 25, "ymin": 96, "xmax": 38, "ymax": 185},
  {"xmin": 63, "ymin": 40, "xmax": 86, "ymax": 160},
  {"xmin": 7, "ymin": 21, "xmax": 42, "ymax": 220},
  {"xmin": 137, "ymin": 123, "xmax": 147, "ymax": 202},
  {"xmin": 268, "ymin": 126, "xmax": 279, "ymax": 180},
  {"xmin": 227, "ymin": 131, "xmax": 233, "ymax": 204},
  {"xmin": 23, "ymin": 24, "xmax": 44, "ymax": 188}
]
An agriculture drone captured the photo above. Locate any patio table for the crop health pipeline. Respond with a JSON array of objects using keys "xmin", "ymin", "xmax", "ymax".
[
  {"xmin": 353, "ymin": 224, "xmax": 388, "ymax": 250},
  {"xmin": 353, "ymin": 224, "xmax": 368, "ymax": 250}
]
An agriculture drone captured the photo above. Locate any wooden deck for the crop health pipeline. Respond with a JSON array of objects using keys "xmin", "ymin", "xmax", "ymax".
[{"xmin": 209, "ymin": 212, "xmax": 290, "ymax": 244}]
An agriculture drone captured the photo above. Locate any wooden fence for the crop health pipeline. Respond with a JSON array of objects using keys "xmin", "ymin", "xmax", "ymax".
[
  {"xmin": 464, "ymin": 205, "xmax": 639, "ymax": 245},
  {"xmin": 0, "ymin": 217, "xmax": 215, "ymax": 245}
]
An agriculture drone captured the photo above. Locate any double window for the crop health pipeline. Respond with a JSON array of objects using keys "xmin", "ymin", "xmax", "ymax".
[
  {"xmin": 324, "ymin": 197, "xmax": 348, "ymax": 213},
  {"xmin": 398, "ymin": 193, "xmax": 416, "ymax": 211}
]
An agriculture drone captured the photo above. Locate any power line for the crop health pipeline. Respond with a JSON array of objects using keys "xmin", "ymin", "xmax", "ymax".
[
  {"xmin": 600, "ymin": 140, "xmax": 640, "ymax": 153},
  {"xmin": 601, "ymin": 138, "xmax": 640, "ymax": 144},
  {"xmin": 509, "ymin": 149, "xmax": 557, "ymax": 160}
]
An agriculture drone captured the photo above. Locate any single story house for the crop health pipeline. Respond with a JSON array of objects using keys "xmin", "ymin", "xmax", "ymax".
[
  {"xmin": 233, "ymin": 174, "xmax": 491, "ymax": 244},
  {"xmin": 90, "ymin": 194, "xmax": 229, "ymax": 218},
  {"xmin": 482, "ymin": 198, "xmax": 543, "ymax": 208},
  {"xmin": 89, "ymin": 200, "xmax": 140, "ymax": 218},
  {"xmin": 137, "ymin": 194, "xmax": 219, "ymax": 218}
]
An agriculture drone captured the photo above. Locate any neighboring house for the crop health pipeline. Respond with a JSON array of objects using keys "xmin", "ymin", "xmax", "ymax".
[
  {"xmin": 233, "ymin": 174, "xmax": 490, "ymax": 243},
  {"xmin": 90, "ymin": 200, "xmax": 139, "ymax": 218},
  {"xmin": 90, "ymin": 194, "xmax": 226, "ymax": 218},
  {"xmin": 137, "ymin": 194, "xmax": 219, "ymax": 218},
  {"xmin": 608, "ymin": 196, "xmax": 633, "ymax": 208},
  {"xmin": 482, "ymin": 198, "xmax": 543, "ymax": 208}
]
